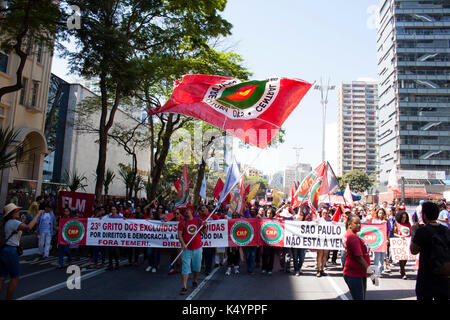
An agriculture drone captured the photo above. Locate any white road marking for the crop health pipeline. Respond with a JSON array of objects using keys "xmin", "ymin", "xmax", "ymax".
[
  {"xmin": 185, "ymin": 266, "xmax": 221, "ymax": 301},
  {"xmin": 326, "ymin": 276, "xmax": 349, "ymax": 300}
]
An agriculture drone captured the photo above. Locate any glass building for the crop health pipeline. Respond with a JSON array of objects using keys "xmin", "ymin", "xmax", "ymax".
[{"xmin": 377, "ymin": 0, "xmax": 450, "ymax": 183}]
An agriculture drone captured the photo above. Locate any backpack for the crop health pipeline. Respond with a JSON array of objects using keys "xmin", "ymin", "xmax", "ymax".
[{"xmin": 428, "ymin": 225, "xmax": 450, "ymax": 277}]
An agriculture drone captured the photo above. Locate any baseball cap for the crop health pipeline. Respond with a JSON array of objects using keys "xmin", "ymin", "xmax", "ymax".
[{"xmin": 419, "ymin": 200, "xmax": 425, "ymax": 205}]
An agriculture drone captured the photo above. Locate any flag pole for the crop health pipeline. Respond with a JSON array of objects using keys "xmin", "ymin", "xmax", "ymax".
[{"xmin": 168, "ymin": 147, "xmax": 265, "ymax": 271}]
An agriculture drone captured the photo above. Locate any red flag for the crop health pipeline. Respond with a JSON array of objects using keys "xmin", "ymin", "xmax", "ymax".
[
  {"xmin": 212, "ymin": 178, "xmax": 224, "ymax": 200},
  {"xmin": 174, "ymin": 164, "xmax": 190, "ymax": 209},
  {"xmin": 148, "ymin": 75, "xmax": 312, "ymax": 148},
  {"xmin": 331, "ymin": 206, "xmax": 342, "ymax": 222},
  {"xmin": 245, "ymin": 184, "xmax": 251, "ymax": 197},
  {"xmin": 292, "ymin": 162, "xmax": 326, "ymax": 209}
]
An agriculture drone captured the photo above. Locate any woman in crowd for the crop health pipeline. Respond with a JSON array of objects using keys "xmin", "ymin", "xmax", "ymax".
[
  {"xmin": 168, "ymin": 208, "xmax": 183, "ymax": 274},
  {"xmin": 316, "ymin": 208, "xmax": 330, "ymax": 277},
  {"xmin": 343, "ymin": 214, "xmax": 375, "ymax": 300},
  {"xmin": 292, "ymin": 209, "xmax": 307, "ymax": 276},
  {"xmin": 261, "ymin": 207, "xmax": 276, "ymax": 275},
  {"xmin": 146, "ymin": 206, "xmax": 164, "ymax": 273},
  {"xmin": 106, "ymin": 206, "xmax": 122, "ymax": 270},
  {"xmin": 56, "ymin": 207, "xmax": 73, "ymax": 269},
  {"xmin": 225, "ymin": 211, "xmax": 242, "ymax": 276},
  {"xmin": 393, "ymin": 210, "xmax": 412, "ymax": 280},
  {"xmin": 0, "ymin": 204, "xmax": 42, "ymax": 300},
  {"xmin": 371, "ymin": 208, "xmax": 388, "ymax": 276}
]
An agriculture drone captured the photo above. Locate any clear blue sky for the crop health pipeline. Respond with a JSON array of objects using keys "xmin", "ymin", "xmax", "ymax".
[
  {"xmin": 221, "ymin": 0, "xmax": 380, "ymax": 174},
  {"xmin": 51, "ymin": 0, "xmax": 380, "ymax": 175}
]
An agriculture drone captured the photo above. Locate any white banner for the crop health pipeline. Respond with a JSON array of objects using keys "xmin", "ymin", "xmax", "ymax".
[
  {"xmin": 284, "ymin": 221, "xmax": 346, "ymax": 250},
  {"xmin": 389, "ymin": 237, "xmax": 418, "ymax": 262}
]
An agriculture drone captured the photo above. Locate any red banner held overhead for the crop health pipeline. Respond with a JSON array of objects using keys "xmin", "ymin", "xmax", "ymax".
[{"xmin": 58, "ymin": 191, "xmax": 95, "ymax": 217}]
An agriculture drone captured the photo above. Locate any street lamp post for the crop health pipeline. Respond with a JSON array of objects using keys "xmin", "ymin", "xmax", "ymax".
[{"xmin": 314, "ymin": 79, "xmax": 335, "ymax": 163}]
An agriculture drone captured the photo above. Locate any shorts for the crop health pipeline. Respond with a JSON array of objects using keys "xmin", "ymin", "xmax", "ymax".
[
  {"xmin": 181, "ymin": 248, "xmax": 203, "ymax": 275},
  {"xmin": 0, "ymin": 246, "xmax": 21, "ymax": 279}
]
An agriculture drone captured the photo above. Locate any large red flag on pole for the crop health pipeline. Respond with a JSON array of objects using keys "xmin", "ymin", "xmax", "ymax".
[
  {"xmin": 212, "ymin": 178, "xmax": 224, "ymax": 200},
  {"xmin": 148, "ymin": 75, "xmax": 312, "ymax": 148}
]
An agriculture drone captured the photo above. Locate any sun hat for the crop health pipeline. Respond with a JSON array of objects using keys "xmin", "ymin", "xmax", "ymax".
[{"xmin": 3, "ymin": 203, "xmax": 22, "ymax": 218}]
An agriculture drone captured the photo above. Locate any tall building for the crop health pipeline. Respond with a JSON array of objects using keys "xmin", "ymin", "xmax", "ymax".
[
  {"xmin": 337, "ymin": 81, "xmax": 379, "ymax": 177},
  {"xmin": 0, "ymin": 38, "xmax": 52, "ymax": 208},
  {"xmin": 377, "ymin": 0, "xmax": 450, "ymax": 183},
  {"xmin": 283, "ymin": 163, "xmax": 312, "ymax": 194}
]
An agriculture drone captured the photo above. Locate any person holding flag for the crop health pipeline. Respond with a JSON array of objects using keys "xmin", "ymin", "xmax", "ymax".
[{"xmin": 178, "ymin": 205, "xmax": 208, "ymax": 295}]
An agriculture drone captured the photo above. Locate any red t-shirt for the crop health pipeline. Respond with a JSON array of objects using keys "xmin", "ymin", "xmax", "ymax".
[
  {"xmin": 344, "ymin": 229, "xmax": 371, "ymax": 277},
  {"xmin": 178, "ymin": 217, "xmax": 203, "ymax": 250}
]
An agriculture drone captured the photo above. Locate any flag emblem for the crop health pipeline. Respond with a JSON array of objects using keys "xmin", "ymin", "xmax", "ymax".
[{"xmin": 203, "ymin": 78, "xmax": 280, "ymax": 120}]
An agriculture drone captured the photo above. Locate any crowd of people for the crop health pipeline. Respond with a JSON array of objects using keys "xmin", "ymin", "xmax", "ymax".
[{"xmin": 0, "ymin": 193, "xmax": 449, "ymax": 300}]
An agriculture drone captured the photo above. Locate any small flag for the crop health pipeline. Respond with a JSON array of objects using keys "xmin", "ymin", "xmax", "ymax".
[
  {"xmin": 200, "ymin": 174, "xmax": 207, "ymax": 200},
  {"xmin": 219, "ymin": 157, "xmax": 241, "ymax": 205},
  {"xmin": 174, "ymin": 164, "xmax": 190, "ymax": 209},
  {"xmin": 212, "ymin": 178, "xmax": 224, "ymax": 200},
  {"xmin": 331, "ymin": 206, "xmax": 342, "ymax": 222}
]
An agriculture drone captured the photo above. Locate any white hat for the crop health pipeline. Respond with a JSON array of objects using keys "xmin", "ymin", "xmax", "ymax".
[{"xmin": 3, "ymin": 203, "xmax": 22, "ymax": 218}]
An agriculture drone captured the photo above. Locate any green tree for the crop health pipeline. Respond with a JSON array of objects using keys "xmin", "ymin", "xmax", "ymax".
[
  {"xmin": 63, "ymin": 169, "xmax": 88, "ymax": 192},
  {"xmin": 64, "ymin": 0, "xmax": 236, "ymax": 204},
  {"xmin": 340, "ymin": 170, "xmax": 373, "ymax": 193},
  {"xmin": 0, "ymin": 0, "xmax": 64, "ymax": 102},
  {"xmin": 103, "ymin": 168, "xmax": 115, "ymax": 198}
]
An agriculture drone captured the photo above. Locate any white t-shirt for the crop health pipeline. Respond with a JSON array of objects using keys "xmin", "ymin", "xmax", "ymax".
[{"xmin": 4, "ymin": 219, "xmax": 22, "ymax": 247}]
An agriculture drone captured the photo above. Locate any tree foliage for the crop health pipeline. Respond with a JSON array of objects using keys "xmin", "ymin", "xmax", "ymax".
[{"xmin": 339, "ymin": 170, "xmax": 374, "ymax": 193}]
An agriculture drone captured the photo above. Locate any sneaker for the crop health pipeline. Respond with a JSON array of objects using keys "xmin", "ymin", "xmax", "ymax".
[
  {"xmin": 402, "ymin": 275, "xmax": 407, "ymax": 280},
  {"xmin": 225, "ymin": 267, "xmax": 231, "ymax": 276},
  {"xmin": 192, "ymin": 281, "xmax": 198, "ymax": 288},
  {"xmin": 145, "ymin": 266, "xmax": 152, "ymax": 272},
  {"xmin": 316, "ymin": 272, "xmax": 322, "ymax": 277},
  {"xmin": 168, "ymin": 269, "xmax": 176, "ymax": 275},
  {"xmin": 180, "ymin": 287, "xmax": 188, "ymax": 295},
  {"xmin": 151, "ymin": 267, "xmax": 156, "ymax": 273},
  {"xmin": 267, "ymin": 271, "xmax": 272, "ymax": 276},
  {"xmin": 320, "ymin": 271, "xmax": 327, "ymax": 276},
  {"xmin": 261, "ymin": 269, "xmax": 267, "ymax": 274},
  {"xmin": 233, "ymin": 266, "xmax": 240, "ymax": 274},
  {"xmin": 295, "ymin": 271, "xmax": 301, "ymax": 276}
]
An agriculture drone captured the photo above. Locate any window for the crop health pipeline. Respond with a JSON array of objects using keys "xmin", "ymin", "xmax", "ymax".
[
  {"xmin": 19, "ymin": 78, "xmax": 28, "ymax": 105},
  {"xmin": 0, "ymin": 52, "xmax": 8, "ymax": 73},
  {"xmin": 31, "ymin": 81, "xmax": 39, "ymax": 107},
  {"xmin": 37, "ymin": 40, "xmax": 43, "ymax": 63}
]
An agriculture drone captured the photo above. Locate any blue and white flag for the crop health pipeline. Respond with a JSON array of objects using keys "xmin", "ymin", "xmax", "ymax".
[
  {"xmin": 219, "ymin": 157, "xmax": 240, "ymax": 205},
  {"xmin": 200, "ymin": 174, "xmax": 207, "ymax": 200}
]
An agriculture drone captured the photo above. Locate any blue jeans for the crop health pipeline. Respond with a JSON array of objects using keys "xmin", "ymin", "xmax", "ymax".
[
  {"xmin": 245, "ymin": 246, "xmax": 257, "ymax": 273},
  {"xmin": 343, "ymin": 275, "xmax": 367, "ymax": 300},
  {"xmin": 147, "ymin": 247, "xmax": 160, "ymax": 269},
  {"xmin": 341, "ymin": 250, "xmax": 346, "ymax": 268},
  {"xmin": 58, "ymin": 245, "xmax": 72, "ymax": 267},
  {"xmin": 373, "ymin": 251, "xmax": 386, "ymax": 276},
  {"xmin": 94, "ymin": 246, "xmax": 106, "ymax": 264},
  {"xmin": 0, "ymin": 247, "xmax": 20, "ymax": 278},
  {"xmin": 292, "ymin": 248, "xmax": 306, "ymax": 272},
  {"xmin": 203, "ymin": 247, "xmax": 216, "ymax": 273}
]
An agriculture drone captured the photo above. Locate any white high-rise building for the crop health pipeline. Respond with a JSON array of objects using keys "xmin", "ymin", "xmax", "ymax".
[{"xmin": 337, "ymin": 81, "xmax": 379, "ymax": 177}]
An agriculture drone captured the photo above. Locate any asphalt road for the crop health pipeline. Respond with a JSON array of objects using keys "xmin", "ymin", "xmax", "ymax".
[{"xmin": 1, "ymin": 247, "xmax": 419, "ymax": 301}]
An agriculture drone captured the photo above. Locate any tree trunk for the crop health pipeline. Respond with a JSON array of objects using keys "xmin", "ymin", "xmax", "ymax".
[
  {"xmin": 193, "ymin": 159, "xmax": 206, "ymax": 207},
  {"xmin": 0, "ymin": 1, "xmax": 32, "ymax": 103},
  {"xmin": 147, "ymin": 115, "xmax": 175, "ymax": 200}
]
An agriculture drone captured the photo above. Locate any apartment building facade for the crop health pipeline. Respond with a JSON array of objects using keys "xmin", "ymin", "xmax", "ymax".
[
  {"xmin": 377, "ymin": 0, "xmax": 450, "ymax": 183},
  {"xmin": 0, "ymin": 39, "xmax": 52, "ymax": 208},
  {"xmin": 337, "ymin": 81, "xmax": 379, "ymax": 177}
]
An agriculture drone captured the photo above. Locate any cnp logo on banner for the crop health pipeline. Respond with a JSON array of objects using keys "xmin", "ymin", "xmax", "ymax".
[
  {"xmin": 260, "ymin": 221, "xmax": 283, "ymax": 246},
  {"xmin": 360, "ymin": 223, "xmax": 387, "ymax": 253},
  {"xmin": 62, "ymin": 220, "xmax": 85, "ymax": 244},
  {"xmin": 230, "ymin": 221, "xmax": 254, "ymax": 246}
]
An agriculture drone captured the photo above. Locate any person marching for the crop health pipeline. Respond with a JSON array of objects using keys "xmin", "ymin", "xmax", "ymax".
[
  {"xmin": 393, "ymin": 210, "xmax": 412, "ymax": 280},
  {"xmin": 0, "ymin": 204, "xmax": 42, "ymax": 300},
  {"xmin": 178, "ymin": 205, "xmax": 208, "ymax": 295}
]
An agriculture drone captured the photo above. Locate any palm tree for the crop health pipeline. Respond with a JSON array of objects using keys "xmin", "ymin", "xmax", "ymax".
[
  {"xmin": 133, "ymin": 174, "xmax": 144, "ymax": 199},
  {"xmin": 103, "ymin": 168, "xmax": 115, "ymax": 197},
  {"xmin": 118, "ymin": 164, "xmax": 134, "ymax": 200},
  {"xmin": 63, "ymin": 169, "xmax": 88, "ymax": 192},
  {"xmin": 0, "ymin": 127, "xmax": 27, "ymax": 171}
]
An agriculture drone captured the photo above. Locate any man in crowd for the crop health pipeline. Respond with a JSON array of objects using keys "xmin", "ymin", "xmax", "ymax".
[
  {"xmin": 410, "ymin": 201, "xmax": 450, "ymax": 301},
  {"xmin": 198, "ymin": 204, "xmax": 219, "ymax": 275},
  {"xmin": 178, "ymin": 205, "xmax": 208, "ymax": 295},
  {"xmin": 36, "ymin": 203, "xmax": 57, "ymax": 260}
]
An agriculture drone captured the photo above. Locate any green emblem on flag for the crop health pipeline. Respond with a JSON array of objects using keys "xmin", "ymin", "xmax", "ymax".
[{"xmin": 216, "ymin": 80, "xmax": 268, "ymax": 110}]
